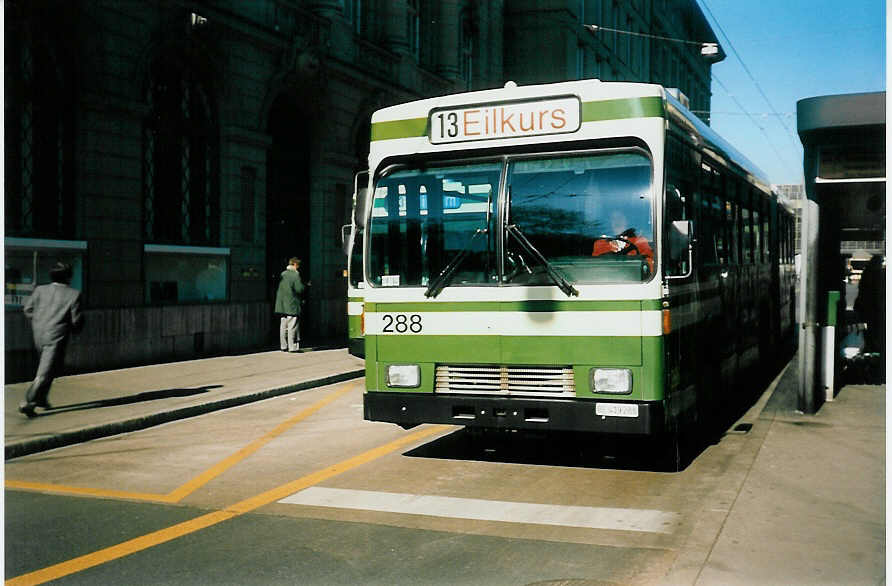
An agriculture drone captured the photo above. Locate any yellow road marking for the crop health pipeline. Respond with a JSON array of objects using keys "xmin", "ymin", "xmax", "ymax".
[
  {"xmin": 165, "ymin": 383, "xmax": 355, "ymax": 502},
  {"xmin": 5, "ymin": 382, "xmax": 358, "ymax": 504},
  {"xmin": 3, "ymin": 481, "xmax": 165, "ymax": 502},
  {"xmin": 6, "ymin": 425, "xmax": 450, "ymax": 586}
]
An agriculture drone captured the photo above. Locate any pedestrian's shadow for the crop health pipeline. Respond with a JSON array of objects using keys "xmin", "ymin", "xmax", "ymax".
[{"xmin": 33, "ymin": 385, "xmax": 223, "ymax": 416}]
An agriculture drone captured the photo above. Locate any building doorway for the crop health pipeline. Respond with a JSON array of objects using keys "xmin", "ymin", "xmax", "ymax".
[{"xmin": 267, "ymin": 94, "xmax": 315, "ymax": 343}]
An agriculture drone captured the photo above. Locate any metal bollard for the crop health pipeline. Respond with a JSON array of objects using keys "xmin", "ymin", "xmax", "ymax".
[{"xmin": 821, "ymin": 291, "xmax": 840, "ymax": 401}]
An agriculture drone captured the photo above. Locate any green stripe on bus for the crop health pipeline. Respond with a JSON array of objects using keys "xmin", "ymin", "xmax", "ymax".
[
  {"xmin": 372, "ymin": 334, "xmax": 649, "ymax": 365},
  {"xmin": 581, "ymin": 96, "xmax": 664, "ymax": 122},
  {"xmin": 639, "ymin": 336, "xmax": 665, "ymax": 401},
  {"xmin": 365, "ymin": 334, "xmax": 379, "ymax": 388},
  {"xmin": 370, "ymin": 97, "xmax": 665, "ymax": 141},
  {"xmin": 371, "ymin": 118, "xmax": 428, "ymax": 141},
  {"xmin": 366, "ymin": 300, "xmax": 660, "ymax": 312},
  {"xmin": 348, "ymin": 314, "xmax": 363, "ymax": 339}
]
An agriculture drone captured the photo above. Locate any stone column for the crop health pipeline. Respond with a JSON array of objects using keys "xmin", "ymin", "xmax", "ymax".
[
  {"xmin": 474, "ymin": 0, "xmax": 488, "ymax": 88},
  {"xmin": 307, "ymin": 0, "xmax": 343, "ymax": 20},
  {"xmin": 437, "ymin": 0, "xmax": 460, "ymax": 79},
  {"xmin": 488, "ymin": 0, "xmax": 504, "ymax": 86},
  {"xmin": 383, "ymin": 0, "xmax": 409, "ymax": 54}
]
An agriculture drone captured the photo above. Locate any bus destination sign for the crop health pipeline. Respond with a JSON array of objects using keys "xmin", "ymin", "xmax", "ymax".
[{"xmin": 430, "ymin": 97, "xmax": 581, "ymax": 144}]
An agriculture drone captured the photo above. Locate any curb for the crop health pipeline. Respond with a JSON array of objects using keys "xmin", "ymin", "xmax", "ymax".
[{"xmin": 6, "ymin": 369, "xmax": 365, "ymax": 460}]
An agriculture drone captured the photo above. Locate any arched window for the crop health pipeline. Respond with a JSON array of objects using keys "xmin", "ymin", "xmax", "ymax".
[
  {"xmin": 143, "ymin": 53, "xmax": 219, "ymax": 245},
  {"xmin": 345, "ymin": 0, "xmax": 365, "ymax": 36},
  {"xmin": 5, "ymin": 5, "xmax": 77, "ymax": 238},
  {"xmin": 459, "ymin": 5, "xmax": 474, "ymax": 88},
  {"xmin": 408, "ymin": 0, "xmax": 421, "ymax": 60}
]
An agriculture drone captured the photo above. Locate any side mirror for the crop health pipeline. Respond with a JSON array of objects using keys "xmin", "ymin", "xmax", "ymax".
[
  {"xmin": 353, "ymin": 170, "xmax": 370, "ymax": 230},
  {"xmin": 354, "ymin": 187, "xmax": 369, "ymax": 230},
  {"xmin": 667, "ymin": 220, "xmax": 693, "ymax": 279},
  {"xmin": 341, "ymin": 224, "xmax": 352, "ymax": 255},
  {"xmin": 669, "ymin": 220, "xmax": 691, "ymax": 262}
]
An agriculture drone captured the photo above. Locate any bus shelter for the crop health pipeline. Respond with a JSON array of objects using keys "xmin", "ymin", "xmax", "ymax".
[{"xmin": 796, "ymin": 91, "xmax": 886, "ymax": 413}]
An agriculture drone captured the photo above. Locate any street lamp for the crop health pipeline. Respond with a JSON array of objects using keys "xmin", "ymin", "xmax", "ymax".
[
  {"xmin": 700, "ymin": 43, "xmax": 719, "ymax": 57},
  {"xmin": 583, "ymin": 24, "xmax": 720, "ymax": 59}
]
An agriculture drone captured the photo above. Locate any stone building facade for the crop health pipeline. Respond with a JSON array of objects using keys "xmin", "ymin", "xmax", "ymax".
[{"xmin": 5, "ymin": 0, "xmax": 721, "ymax": 381}]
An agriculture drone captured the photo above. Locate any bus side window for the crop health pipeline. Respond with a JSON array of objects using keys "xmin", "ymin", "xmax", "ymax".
[
  {"xmin": 762, "ymin": 201, "xmax": 770, "ymax": 263},
  {"xmin": 666, "ymin": 184, "xmax": 690, "ymax": 276},
  {"xmin": 752, "ymin": 207, "xmax": 761, "ymax": 264},
  {"xmin": 699, "ymin": 193, "xmax": 717, "ymax": 265},
  {"xmin": 726, "ymin": 199, "xmax": 738, "ymax": 265},
  {"xmin": 715, "ymin": 195, "xmax": 727, "ymax": 265},
  {"xmin": 667, "ymin": 183, "xmax": 688, "ymax": 221}
]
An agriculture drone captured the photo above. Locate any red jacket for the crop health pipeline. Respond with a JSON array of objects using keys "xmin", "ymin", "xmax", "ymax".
[{"xmin": 592, "ymin": 236, "xmax": 654, "ymax": 272}]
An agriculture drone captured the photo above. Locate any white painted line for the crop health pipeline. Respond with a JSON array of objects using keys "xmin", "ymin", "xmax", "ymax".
[
  {"xmin": 279, "ymin": 487, "xmax": 679, "ymax": 534},
  {"xmin": 364, "ymin": 310, "xmax": 663, "ymax": 337}
]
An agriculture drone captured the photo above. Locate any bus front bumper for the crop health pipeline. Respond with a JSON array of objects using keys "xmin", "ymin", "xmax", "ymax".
[{"xmin": 363, "ymin": 392, "xmax": 665, "ymax": 435}]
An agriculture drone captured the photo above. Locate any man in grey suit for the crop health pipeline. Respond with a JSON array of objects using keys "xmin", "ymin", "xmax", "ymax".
[{"xmin": 20, "ymin": 262, "xmax": 84, "ymax": 417}]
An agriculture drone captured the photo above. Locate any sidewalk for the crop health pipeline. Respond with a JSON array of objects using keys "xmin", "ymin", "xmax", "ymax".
[
  {"xmin": 5, "ymin": 348, "xmax": 365, "ymax": 459},
  {"xmin": 5, "ymin": 350, "xmax": 885, "ymax": 584},
  {"xmin": 667, "ymin": 362, "xmax": 886, "ymax": 585}
]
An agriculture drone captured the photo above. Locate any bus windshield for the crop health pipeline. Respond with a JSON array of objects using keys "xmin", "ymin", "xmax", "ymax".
[
  {"xmin": 506, "ymin": 151, "xmax": 654, "ymax": 284},
  {"xmin": 368, "ymin": 161, "xmax": 500, "ymax": 288},
  {"xmin": 367, "ymin": 151, "xmax": 654, "ymax": 289}
]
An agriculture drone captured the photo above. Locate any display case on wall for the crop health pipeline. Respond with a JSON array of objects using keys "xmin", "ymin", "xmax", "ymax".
[
  {"xmin": 144, "ymin": 244, "xmax": 230, "ymax": 304},
  {"xmin": 5, "ymin": 238, "xmax": 87, "ymax": 307}
]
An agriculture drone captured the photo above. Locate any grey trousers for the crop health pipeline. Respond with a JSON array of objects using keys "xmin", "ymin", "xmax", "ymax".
[
  {"xmin": 280, "ymin": 315, "xmax": 300, "ymax": 351},
  {"xmin": 26, "ymin": 339, "xmax": 68, "ymax": 405}
]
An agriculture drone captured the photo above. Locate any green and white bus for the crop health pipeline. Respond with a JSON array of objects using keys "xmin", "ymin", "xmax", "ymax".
[
  {"xmin": 345, "ymin": 171, "xmax": 368, "ymax": 358},
  {"xmin": 359, "ymin": 80, "xmax": 795, "ymax": 458}
]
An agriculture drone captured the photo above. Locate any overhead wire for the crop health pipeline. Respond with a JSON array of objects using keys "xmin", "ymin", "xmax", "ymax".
[
  {"xmin": 582, "ymin": 24, "xmax": 713, "ymax": 48},
  {"xmin": 692, "ymin": 111, "xmax": 795, "ymax": 118},
  {"xmin": 710, "ymin": 73, "xmax": 798, "ymax": 176},
  {"xmin": 697, "ymin": 0, "xmax": 802, "ymax": 147},
  {"xmin": 586, "ymin": 12, "xmax": 804, "ymax": 180}
]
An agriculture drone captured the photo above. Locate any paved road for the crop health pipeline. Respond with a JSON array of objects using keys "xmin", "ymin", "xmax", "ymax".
[
  {"xmin": 6, "ymin": 366, "xmax": 884, "ymax": 585},
  {"xmin": 6, "ymin": 377, "xmax": 730, "ymax": 585}
]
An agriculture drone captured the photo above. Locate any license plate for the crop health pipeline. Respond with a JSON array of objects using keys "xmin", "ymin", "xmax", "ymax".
[{"xmin": 596, "ymin": 403, "xmax": 639, "ymax": 418}]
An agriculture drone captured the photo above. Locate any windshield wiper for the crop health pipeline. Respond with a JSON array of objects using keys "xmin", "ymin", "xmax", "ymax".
[
  {"xmin": 425, "ymin": 228, "xmax": 487, "ymax": 298},
  {"xmin": 505, "ymin": 224, "xmax": 579, "ymax": 297}
]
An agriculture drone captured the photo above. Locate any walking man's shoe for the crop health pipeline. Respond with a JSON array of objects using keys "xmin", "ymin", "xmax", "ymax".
[{"xmin": 18, "ymin": 402, "xmax": 36, "ymax": 418}]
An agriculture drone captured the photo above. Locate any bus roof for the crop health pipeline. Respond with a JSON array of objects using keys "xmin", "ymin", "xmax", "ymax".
[
  {"xmin": 664, "ymin": 90, "xmax": 772, "ymax": 191},
  {"xmin": 371, "ymin": 79, "xmax": 772, "ymax": 192},
  {"xmin": 371, "ymin": 79, "xmax": 662, "ymax": 123}
]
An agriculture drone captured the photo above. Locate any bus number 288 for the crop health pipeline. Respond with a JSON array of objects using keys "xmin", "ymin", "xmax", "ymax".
[{"xmin": 382, "ymin": 314, "xmax": 423, "ymax": 333}]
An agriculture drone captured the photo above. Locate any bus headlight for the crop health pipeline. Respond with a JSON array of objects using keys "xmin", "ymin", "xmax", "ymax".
[
  {"xmin": 387, "ymin": 364, "xmax": 421, "ymax": 388},
  {"xmin": 591, "ymin": 368, "xmax": 632, "ymax": 394}
]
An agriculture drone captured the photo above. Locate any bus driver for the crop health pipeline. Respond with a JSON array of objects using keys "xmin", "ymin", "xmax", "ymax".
[{"xmin": 592, "ymin": 210, "xmax": 654, "ymax": 273}]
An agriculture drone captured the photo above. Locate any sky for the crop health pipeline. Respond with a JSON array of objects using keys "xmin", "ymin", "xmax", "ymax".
[{"xmin": 696, "ymin": 0, "xmax": 886, "ymax": 186}]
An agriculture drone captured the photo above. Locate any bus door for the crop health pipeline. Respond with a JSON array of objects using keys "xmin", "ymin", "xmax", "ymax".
[
  {"xmin": 664, "ymin": 183, "xmax": 697, "ymax": 421},
  {"xmin": 721, "ymin": 194, "xmax": 741, "ymax": 378},
  {"xmin": 699, "ymin": 167, "xmax": 737, "ymax": 385}
]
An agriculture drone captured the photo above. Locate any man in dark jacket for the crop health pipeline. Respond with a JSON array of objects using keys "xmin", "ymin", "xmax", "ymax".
[
  {"xmin": 855, "ymin": 254, "xmax": 885, "ymax": 354},
  {"xmin": 20, "ymin": 262, "xmax": 84, "ymax": 417},
  {"xmin": 275, "ymin": 257, "xmax": 306, "ymax": 352}
]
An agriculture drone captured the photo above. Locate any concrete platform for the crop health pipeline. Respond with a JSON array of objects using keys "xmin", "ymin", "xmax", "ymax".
[
  {"xmin": 697, "ymin": 382, "xmax": 885, "ymax": 585},
  {"xmin": 5, "ymin": 348, "xmax": 365, "ymax": 459},
  {"xmin": 666, "ymin": 361, "xmax": 885, "ymax": 585},
  {"xmin": 5, "ymin": 350, "xmax": 885, "ymax": 584}
]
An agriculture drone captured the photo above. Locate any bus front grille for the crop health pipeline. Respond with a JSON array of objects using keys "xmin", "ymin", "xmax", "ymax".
[{"xmin": 434, "ymin": 365, "xmax": 576, "ymax": 397}]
